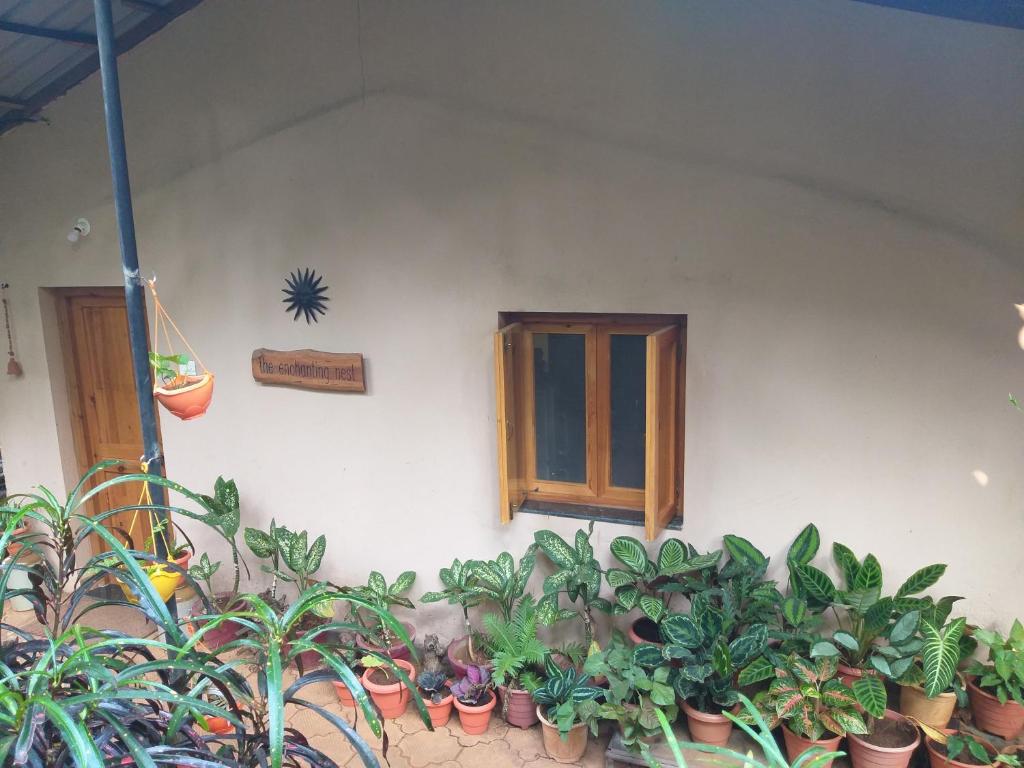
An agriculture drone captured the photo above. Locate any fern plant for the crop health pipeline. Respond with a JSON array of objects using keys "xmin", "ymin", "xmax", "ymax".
[{"xmin": 484, "ymin": 594, "xmax": 549, "ymax": 693}]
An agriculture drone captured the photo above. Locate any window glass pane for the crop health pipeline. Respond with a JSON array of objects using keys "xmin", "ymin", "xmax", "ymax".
[
  {"xmin": 533, "ymin": 332, "xmax": 587, "ymax": 483},
  {"xmin": 610, "ymin": 334, "xmax": 646, "ymax": 489}
]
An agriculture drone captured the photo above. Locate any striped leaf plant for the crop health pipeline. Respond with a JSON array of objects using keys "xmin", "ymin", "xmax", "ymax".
[{"xmin": 747, "ymin": 654, "xmax": 868, "ymax": 741}]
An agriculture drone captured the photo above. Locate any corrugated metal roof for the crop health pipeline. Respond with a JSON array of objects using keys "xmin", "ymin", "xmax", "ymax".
[{"xmin": 0, "ymin": 0, "xmax": 202, "ymax": 134}]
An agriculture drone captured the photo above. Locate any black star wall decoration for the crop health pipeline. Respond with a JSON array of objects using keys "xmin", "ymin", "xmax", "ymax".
[{"xmin": 282, "ymin": 268, "xmax": 330, "ymax": 324}]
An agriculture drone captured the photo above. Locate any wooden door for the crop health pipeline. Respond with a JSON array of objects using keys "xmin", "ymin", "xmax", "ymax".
[{"xmin": 57, "ymin": 288, "xmax": 158, "ymax": 556}]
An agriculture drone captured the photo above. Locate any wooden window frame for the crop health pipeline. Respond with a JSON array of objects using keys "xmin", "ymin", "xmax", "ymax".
[{"xmin": 496, "ymin": 312, "xmax": 686, "ymax": 539}]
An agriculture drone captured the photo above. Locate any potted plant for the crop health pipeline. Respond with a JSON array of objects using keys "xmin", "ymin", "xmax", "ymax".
[
  {"xmin": 361, "ymin": 654, "xmax": 418, "ymax": 718},
  {"xmin": 605, "ymin": 535, "xmax": 722, "ymax": 644},
  {"xmin": 794, "ymin": 543, "xmax": 947, "ymax": 685},
  {"xmin": 662, "ymin": 593, "xmax": 768, "ymax": 747},
  {"xmin": 583, "ymin": 634, "xmax": 679, "ymax": 755},
  {"xmin": 965, "ymin": 621, "xmax": 1024, "ymax": 739},
  {"xmin": 468, "ymin": 545, "xmax": 538, "ymax": 622},
  {"xmin": 895, "ymin": 616, "xmax": 973, "ymax": 730},
  {"xmin": 532, "ymin": 656, "xmax": 603, "ymax": 763},
  {"xmin": 421, "ymin": 557, "xmax": 489, "ymax": 672},
  {"xmin": 924, "ymin": 729, "xmax": 1002, "ymax": 768},
  {"xmin": 417, "ymin": 669, "xmax": 455, "ymax": 727},
  {"xmin": 749, "ymin": 653, "xmax": 867, "ymax": 768},
  {"xmin": 484, "ymin": 593, "xmax": 548, "ymax": 728},
  {"xmin": 533, "ymin": 523, "xmax": 613, "ymax": 652},
  {"xmin": 451, "ymin": 664, "xmax": 496, "ymax": 734},
  {"xmin": 352, "ymin": 570, "xmax": 418, "ymax": 660},
  {"xmin": 1, "ymin": 501, "xmax": 29, "ymax": 556},
  {"xmin": 150, "ymin": 351, "xmax": 214, "ymax": 421}
]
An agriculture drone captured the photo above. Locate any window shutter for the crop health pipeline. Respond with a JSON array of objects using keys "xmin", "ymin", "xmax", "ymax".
[
  {"xmin": 644, "ymin": 325, "xmax": 680, "ymax": 540},
  {"xmin": 495, "ymin": 323, "xmax": 526, "ymax": 523}
]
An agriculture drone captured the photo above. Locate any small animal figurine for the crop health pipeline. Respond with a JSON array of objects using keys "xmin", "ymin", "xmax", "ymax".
[{"xmin": 421, "ymin": 633, "xmax": 447, "ymax": 676}]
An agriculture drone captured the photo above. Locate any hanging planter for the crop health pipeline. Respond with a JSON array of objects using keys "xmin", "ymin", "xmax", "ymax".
[
  {"xmin": 147, "ymin": 279, "xmax": 214, "ymax": 421},
  {"xmin": 115, "ymin": 465, "xmax": 188, "ymax": 603}
]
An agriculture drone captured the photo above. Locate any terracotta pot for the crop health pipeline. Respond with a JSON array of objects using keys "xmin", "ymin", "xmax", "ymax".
[
  {"xmin": 5, "ymin": 525, "xmax": 29, "ymax": 556},
  {"xmin": 423, "ymin": 692, "xmax": 454, "ymax": 728},
  {"xmin": 629, "ymin": 617, "xmax": 662, "ymax": 645},
  {"xmin": 682, "ymin": 700, "xmax": 736, "ymax": 747},
  {"xmin": 356, "ymin": 622, "xmax": 416, "ymax": 661},
  {"xmin": 171, "ymin": 551, "xmax": 192, "ymax": 571},
  {"xmin": 847, "ymin": 710, "xmax": 920, "ymax": 768},
  {"xmin": 499, "ymin": 685, "xmax": 539, "ymax": 728},
  {"xmin": 783, "ymin": 727, "xmax": 842, "ymax": 768},
  {"xmin": 538, "ymin": 705, "xmax": 588, "ymax": 763},
  {"xmin": 154, "ymin": 373, "xmax": 215, "ymax": 421},
  {"xmin": 203, "ymin": 715, "xmax": 234, "ymax": 735},
  {"xmin": 899, "ymin": 685, "xmax": 956, "ymax": 731},
  {"xmin": 447, "ymin": 634, "xmax": 492, "ymax": 677},
  {"xmin": 839, "ymin": 663, "xmax": 869, "ymax": 687},
  {"xmin": 333, "ymin": 680, "xmax": 358, "ymax": 708},
  {"xmin": 190, "ymin": 599, "xmax": 246, "ymax": 650},
  {"xmin": 968, "ymin": 680, "xmax": 1024, "ymax": 739},
  {"xmin": 453, "ymin": 691, "xmax": 497, "ymax": 735},
  {"xmin": 925, "ymin": 730, "xmax": 997, "ymax": 768},
  {"xmin": 361, "ymin": 659, "xmax": 416, "ymax": 718}
]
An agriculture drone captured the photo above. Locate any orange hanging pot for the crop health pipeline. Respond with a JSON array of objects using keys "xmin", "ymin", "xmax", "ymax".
[{"xmin": 154, "ymin": 373, "xmax": 215, "ymax": 421}]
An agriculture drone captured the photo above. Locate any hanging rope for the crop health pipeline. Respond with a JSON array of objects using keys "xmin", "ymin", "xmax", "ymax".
[{"xmin": 147, "ymin": 277, "xmax": 208, "ymax": 383}]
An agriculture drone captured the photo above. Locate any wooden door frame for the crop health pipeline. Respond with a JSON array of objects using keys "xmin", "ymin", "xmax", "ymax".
[{"xmin": 53, "ymin": 287, "xmax": 163, "ymax": 555}]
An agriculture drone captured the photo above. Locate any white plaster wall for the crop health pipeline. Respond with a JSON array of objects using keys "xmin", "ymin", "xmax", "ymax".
[{"xmin": 0, "ymin": 0, "xmax": 1022, "ymax": 637}]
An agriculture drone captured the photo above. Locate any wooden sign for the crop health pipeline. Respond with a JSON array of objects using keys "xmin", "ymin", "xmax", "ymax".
[{"xmin": 251, "ymin": 348, "xmax": 365, "ymax": 392}]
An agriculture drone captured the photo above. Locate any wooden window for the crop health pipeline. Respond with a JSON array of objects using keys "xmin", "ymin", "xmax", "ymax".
[{"xmin": 495, "ymin": 313, "xmax": 686, "ymax": 540}]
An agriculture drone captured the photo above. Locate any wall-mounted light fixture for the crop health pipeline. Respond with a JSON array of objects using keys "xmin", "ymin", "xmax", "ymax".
[{"xmin": 67, "ymin": 218, "xmax": 90, "ymax": 243}]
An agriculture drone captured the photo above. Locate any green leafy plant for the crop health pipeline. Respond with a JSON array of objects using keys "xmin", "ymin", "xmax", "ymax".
[
  {"xmin": 605, "ymin": 535, "xmax": 722, "ymax": 625},
  {"xmin": 534, "ymin": 523, "xmax": 612, "ymax": 650},
  {"xmin": 467, "ymin": 545, "xmax": 538, "ymax": 621},
  {"xmin": 352, "ymin": 569, "xmax": 417, "ymax": 648},
  {"xmin": 967, "ymin": 620, "xmax": 1024, "ymax": 706},
  {"xmin": 658, "ymin": 591, "xmax": 768, "ymax": 713},
  {"xmin": 582, "ymin": 634, "xmax": 678, "ymax": 756},
  {"xmin": 532, "ymin": 655, "xmax": 603, "ymax": 736},
  {"xmin": 749, "ymin": 654, "xmax": 867, "ymax": 740},
  {"xmin": 484, "ymin": 593, "xmax": 548, "ymax": 697},
  {"xmin": 797, "ymin": 543, "xmax": 948, "ymax": 672},
  {"xmin": 944, "ymin": 733, "xmax": 998, "ymax": 766},
  {"xmin": 890, "ymin": 616, "xmax": 974, "ymax": 707},
  {"xmin": 421, "ymin": 557, "xmax": 487, "ymax": 661},
  {"xmin": 148, "ymin": 351, "xmax": 190, "ymax": 387},
  {"xmin": 775, "ymin": 524, "xmax": 828, "ymax": 655}
]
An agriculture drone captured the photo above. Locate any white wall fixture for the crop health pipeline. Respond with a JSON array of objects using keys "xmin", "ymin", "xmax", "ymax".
[{"xmin": 66, "ymin": 218, "xmax": 90, "ymax": 243}]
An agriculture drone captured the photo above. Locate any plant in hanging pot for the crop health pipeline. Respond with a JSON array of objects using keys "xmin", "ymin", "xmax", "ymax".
[
  {"xmin": 965, "ymin": 620, "xmax": 1024, "ymax": 740},
  {"xmin": 150, "ymin": 351, "xmax": 214, "ymax": 421},
  {"xmin": 485, "ymin": 594, "xmax": 549, "ymax": 728},
  {"xmin": 451, "ymin": 664, "xmax": 497, "ymax": 734},
  {"xmin": 605, "ymin": 535, "xmax": 722, "ymax": 645},
  {"xmin": 747, "ymin": 653, "xmax": 867, "ymax": 768},
  {"xmin": 351, "ymin": 569, "xmax": 418, "ymax": 660},
  {"xmin": 417, "ymin": 669, "xmax": 455, "ymax": 727},
  {"xmin": 531, "ymin": 656, "xmax": 603, "ymax": 763},
  {"xmin": 662, "ymin": 593, "xmax": 769, "ymax": 747},
  {"xmin": 421, "ymin": 557, "xmax": 489, "ymax": 673}
]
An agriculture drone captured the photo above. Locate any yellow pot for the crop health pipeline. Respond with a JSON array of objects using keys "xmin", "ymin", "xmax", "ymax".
[
  {"xmin": 117, "ymin": 564, "xmax": 181, "ymax": 604},
  {"xmin": 899, "ymin": 685, "xmax": 956, "ymax": 731}
]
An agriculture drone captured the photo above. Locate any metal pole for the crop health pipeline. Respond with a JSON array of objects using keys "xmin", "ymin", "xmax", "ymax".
[{"xmin": 93, "ymin": 0, "xmax": 175, "ymax": 616}]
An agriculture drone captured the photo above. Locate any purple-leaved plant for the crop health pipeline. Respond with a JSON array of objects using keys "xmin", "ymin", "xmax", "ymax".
[{"xmin": 451, "ymin": 664, "xmax": 492, "ymax": 705}]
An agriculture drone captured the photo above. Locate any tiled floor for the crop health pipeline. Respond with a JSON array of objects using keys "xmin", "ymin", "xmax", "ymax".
[{"xmin": 286, "ymin": 680, "xmax": 612, "ymax": 768}]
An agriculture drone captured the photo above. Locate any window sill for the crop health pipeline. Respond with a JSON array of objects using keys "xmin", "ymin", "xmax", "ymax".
[{"xmin": 517, "ymin": 499, "xmax": 682, "ymax": 530}]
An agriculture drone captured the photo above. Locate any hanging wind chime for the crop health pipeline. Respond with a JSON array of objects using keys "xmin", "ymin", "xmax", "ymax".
[
  {"xmin": 147, "ymin": 278, "xmax": 215, "ymax": 420},
  {"xmin": 1, "ymin": 283, "xmax": 22, "ymax": 377}
]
